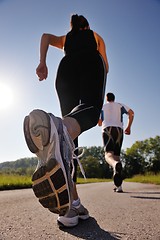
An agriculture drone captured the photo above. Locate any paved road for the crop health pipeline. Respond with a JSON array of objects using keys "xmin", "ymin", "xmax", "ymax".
[{"xmin": 0, "ymin": 182, "xmax": 160, "ymax": 240}]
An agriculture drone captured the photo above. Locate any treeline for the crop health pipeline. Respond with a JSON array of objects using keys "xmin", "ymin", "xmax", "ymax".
[
  {"xmin": 0, "ymin": 136, "xmax": 160, "ymax": 179},
  {"xmin": 121, "ymin": 135, "xmax": 160, "ymax": 177},
  {"xmin": 0, "ymin": 157, "xmax": 37, "ymax": 176}
]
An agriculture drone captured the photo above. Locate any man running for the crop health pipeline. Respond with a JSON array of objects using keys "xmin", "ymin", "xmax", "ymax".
[{"xmin": 98, "ymin": 92, "xmax": 134, "ymax": 192}]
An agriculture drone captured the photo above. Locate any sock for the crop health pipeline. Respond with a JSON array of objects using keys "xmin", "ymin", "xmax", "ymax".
[{"xmin": 72, "ymin": 198, "xmax": 80, "ymax": 207}]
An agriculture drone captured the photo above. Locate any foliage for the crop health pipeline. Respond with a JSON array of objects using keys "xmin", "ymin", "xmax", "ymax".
[
  {"xmin": 77, "ymin": 146, "xmax": 112, "ymax": 178},
  {"xmin": 122, "ymin": 135, "xmax": 160, "ymax": 177},
  {"xmin": 0, "ymin": 157, "xmax": 37, "ymax": 176}
]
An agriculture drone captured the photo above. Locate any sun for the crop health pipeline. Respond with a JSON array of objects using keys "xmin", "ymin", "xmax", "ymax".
[{"xmin": 0, "ymin": 82, "xmax": 14, "ymax": 110}]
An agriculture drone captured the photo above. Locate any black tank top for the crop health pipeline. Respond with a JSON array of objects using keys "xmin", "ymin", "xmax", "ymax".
[{"xmin": 64, "ymin": 29, "xmax": 98, "ymax": 55}]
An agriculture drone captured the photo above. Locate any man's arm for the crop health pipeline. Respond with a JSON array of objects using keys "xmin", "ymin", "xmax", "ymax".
[
  {"xmin": 98, "ymin": 119, "xmax": 102, "ymax": 126},
  {"xmin": 124, "ymin": 109, "xmax": 134, "ymax": 135},
  {"xmin": 98, "ymin": 110, "xmax": 103, "ymax": 126}
]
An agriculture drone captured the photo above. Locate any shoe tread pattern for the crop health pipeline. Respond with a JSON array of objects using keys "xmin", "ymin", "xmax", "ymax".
[{"xmin": 32, "ymin": 158, "xmax": 69, "ymax": 215}]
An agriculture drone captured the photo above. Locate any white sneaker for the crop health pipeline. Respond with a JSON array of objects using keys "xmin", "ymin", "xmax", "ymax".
[
  {"xmin": 57, "ymin": 203, "xmax": 89, "ymax": 228},
  {"xmin": 23, "ymin": 109, "xmax": 74, "ymax": 215},
  {"xmin": 114, "ymin": 185, "xmax": 123, "ymax": 193}
]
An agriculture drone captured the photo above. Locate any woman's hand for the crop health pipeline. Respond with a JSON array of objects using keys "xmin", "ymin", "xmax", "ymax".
[{"xmin": 36, "ymin": 62, "xmax": 48, "ymax": 81}]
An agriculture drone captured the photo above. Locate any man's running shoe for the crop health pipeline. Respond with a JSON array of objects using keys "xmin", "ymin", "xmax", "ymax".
[
  {"xmin": 23, "ymin": 109, "xmax": 74, "ymax": 215},
  {"xmin": 113, "ymin": 161, "xmax": 123, "ymax": 187},
  {"xmin": 114, "ymin": 185, "xmax": 123, "ymax": 193},
  {"xmin": 57, "ymin": 203, "xmax": 89, "ymax": 228}
]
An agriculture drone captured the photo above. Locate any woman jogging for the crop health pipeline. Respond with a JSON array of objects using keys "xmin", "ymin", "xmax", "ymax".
[{"xmin": 24, "ymin": 14, "xmax": 109, "ymax": 227}]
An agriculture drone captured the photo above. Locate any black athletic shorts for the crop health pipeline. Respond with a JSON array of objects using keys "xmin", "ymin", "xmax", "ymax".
[{"xmin": 102, "ymin": 126, "xmax": 123, "ymax": 156}]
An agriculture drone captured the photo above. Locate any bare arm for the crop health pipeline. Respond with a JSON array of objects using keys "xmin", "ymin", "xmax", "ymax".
[
  {"xmin": 124, "ymin": 109, "xmax": 134, "ymax": 135},
  {"xmin": 98, "ymin": 110, "xmax": 103, "ymax": 126},
  {"xmin": 94, "ymin": 32, "xmax": 109, "ymax": 73},
  {"xmin": 36, "ymin": 33, "xmax": 66, "ymax": 81},
  {"xmin": 98, "ymin": 119, "xmax": 102, "ymax": 126}
]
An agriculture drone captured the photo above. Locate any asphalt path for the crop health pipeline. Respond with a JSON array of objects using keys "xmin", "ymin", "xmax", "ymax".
[{"xmin": 0, "ymin": 182, "xmax": 160, "ymax": 240}]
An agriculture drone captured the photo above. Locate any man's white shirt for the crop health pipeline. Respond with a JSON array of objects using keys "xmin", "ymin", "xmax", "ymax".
[{"xmin": 101, "ymin": 102, "xmax": 130, "ymax": 131}]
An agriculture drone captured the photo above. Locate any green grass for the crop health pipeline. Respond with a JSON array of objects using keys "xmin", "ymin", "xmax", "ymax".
[
  {"xmin": 77, "ymin": 178, "xmax": 111, "ymax": 184},
  {"xmin": 0, "ymin": 173, "xmax": 160, "ymax": 191},
  {"xmin": 0, "ymin": 174, "xmax": 32, "ymax": 190},
  {"xmin": 125, "ymin": 173, "xmax": 160, "ymax": 185}
]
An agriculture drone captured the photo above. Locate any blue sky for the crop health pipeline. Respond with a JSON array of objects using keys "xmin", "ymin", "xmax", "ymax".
[{"xmin": 0, "ymin": 0, "xmax": 160, "ymax": 163}]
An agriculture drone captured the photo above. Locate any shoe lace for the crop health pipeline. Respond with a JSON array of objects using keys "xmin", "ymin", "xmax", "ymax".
[
  {"xmin": 71, "ymin": 147, "xmax": 86, "ymax": 180},
  {"xmin": 62, "ymin": 125, "xmax": 86, "ymax": 179}
]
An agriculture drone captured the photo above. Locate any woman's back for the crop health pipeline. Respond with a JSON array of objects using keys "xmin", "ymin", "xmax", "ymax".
[{"xmin": 64, "ymin": 29, "xmax": 97, "ymax": 55}]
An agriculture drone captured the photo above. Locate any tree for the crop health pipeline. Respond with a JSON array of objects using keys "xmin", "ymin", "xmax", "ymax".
[
  {"xmin": 122, "ymin": 135, "xmax": 160, "ymax": 177},
  {"xmin": 144, "ymin": 136, "xmax": 160, "ymax": 173},
  {"xmin": 1, "ymin": 136, "xmax": 160, "ymax": 177},
  {"xmin": 77, "ymin": 146, "xmax": 112, "ymax": 178}
]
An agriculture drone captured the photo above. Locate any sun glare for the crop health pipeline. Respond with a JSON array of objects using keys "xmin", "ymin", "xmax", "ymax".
[{"xmin": 0, "ymin": 82, "xmax": 14, "ymax": 110}]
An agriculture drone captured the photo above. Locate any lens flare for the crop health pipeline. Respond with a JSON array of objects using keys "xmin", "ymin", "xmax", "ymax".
[{"xmin": 0, "ymin": 82, "xmax": 14, "ymax": 110}]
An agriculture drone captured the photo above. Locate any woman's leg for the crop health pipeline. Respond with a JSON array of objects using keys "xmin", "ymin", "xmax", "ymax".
[{"xmin": 56, "ymin": 54, "xmax": 107, "ymax": 226}]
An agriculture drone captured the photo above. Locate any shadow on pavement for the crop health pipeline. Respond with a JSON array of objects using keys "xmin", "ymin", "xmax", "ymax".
[
  {"xmin": 130, "ymin": 196, "xmax": 160, "ymax": 200},
  {"xmin": 124, "ymin": 191, "xmax": 160, "ymax": 195},
  {"xmin": 124, "ymin": 190, "xmax": 160, "ymax": 200},
  {"xmin": 59, "ymin": 216, "xmax": 122, "ymax": 240}
]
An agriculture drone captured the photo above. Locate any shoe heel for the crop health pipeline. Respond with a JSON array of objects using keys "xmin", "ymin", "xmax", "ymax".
[
  {"xmin": 23, "ymin": 109, "xmax": 51, "ymax": 153},
  {"xmin": 115, "ymin": 162, "xmax": 122, "ymax": 173},
  {"xmin": 23, "ymin": 116, "xmax": 39, "ymax": 153}
]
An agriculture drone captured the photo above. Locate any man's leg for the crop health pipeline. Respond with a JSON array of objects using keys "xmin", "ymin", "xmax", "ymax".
[
  {"xmin": 105, "ymin": 151, "xmax": 122, "ymax": 189},
  {"xmin": 103, "ymin": 127, "xmax": 123, "ymax": 189},
  {"xmin": 104, "ymin": 151, "xmax": 120, "ymax": 168}
]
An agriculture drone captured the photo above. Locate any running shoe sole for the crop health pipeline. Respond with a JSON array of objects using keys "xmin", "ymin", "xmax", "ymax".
[
  {"xmin": 113, "ymin": 162, "xmax": 123, "ymax": 187},
  {"xmin": 23, "ymin": 109, "xmax": 73, "ymax": 215}
]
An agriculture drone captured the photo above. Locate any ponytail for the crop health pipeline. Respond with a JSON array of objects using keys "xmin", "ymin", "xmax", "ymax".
[
  {"xmin": 71, "ymin": 14, "xmax": 80, "ymax": 34},
  {"xmin": 79, "ymin": 15, "xmax": 89, "ymax": 29},
  {"xmin": 70, "ymin": 14, "xmax": 90, "ymax": 34}
]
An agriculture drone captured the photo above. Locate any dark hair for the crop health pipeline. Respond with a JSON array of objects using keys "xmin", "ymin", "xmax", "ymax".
[
  {"xmin": 78, "ymin": 15, "xmax": 89, "ymax": 29},
  {"xmin": 70, "ymin": 14, "xmax": 89, "ymax": 34},
  {"xmin": 71, "ymin": 14, "xmax": 79, "ymax": 33},
  {"xmin": 106, "ymin": 92, "xmax": 115, "ymax": 102}
]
